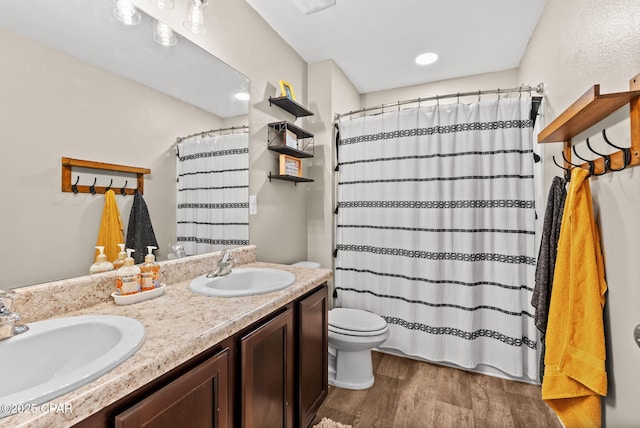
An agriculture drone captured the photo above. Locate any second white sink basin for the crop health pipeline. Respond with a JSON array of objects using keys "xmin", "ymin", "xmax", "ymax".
[
  {"xmin": 0, "ymin": 314, "xmax": 145, "ymax": 418},
  {"xmin": 190, "ymin": 268, "xmax": 296, "ymax": 297}
]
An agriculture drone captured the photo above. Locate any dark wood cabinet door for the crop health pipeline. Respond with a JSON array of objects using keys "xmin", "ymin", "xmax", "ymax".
[
  {"xmin": 240, "ymin": 307, "xmax": 294, "ymax": 428},
  {"xmin": 114, "ymin": 347, "xmax": 231, "ymax": 428},
  {"xmin": 297, "ymin": 286, "xmax": 328, "ymax": 428}
]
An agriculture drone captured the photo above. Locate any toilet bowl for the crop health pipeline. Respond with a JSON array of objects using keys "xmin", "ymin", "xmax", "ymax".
[
  {"xmin": 328, "ymin": 307, "xmax": 389, "ymax": 390},
  {"xmin": 292, "ymin": 261, "xmax": 321, "ymax": 268}
]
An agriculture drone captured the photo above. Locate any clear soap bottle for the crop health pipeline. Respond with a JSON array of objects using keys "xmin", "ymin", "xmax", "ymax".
[
  {"xmin": 112, "ymin": 243, "xmax": 127, "ymax": 270},
  {"xmin": 140, "ymin": 246, "xmax": 160, "ymax": 291},
  {"xmin": 116, "ymin": 249, "xmax": 141, "ymax": 296},
  {"xmin": 90, "ymin": 246, "xmax": 114, "ymax": 274}
]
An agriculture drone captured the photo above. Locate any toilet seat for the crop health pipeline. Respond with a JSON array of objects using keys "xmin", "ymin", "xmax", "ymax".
[
  {"xmin": 329, "ymin": 308, "xmax": 388, "ymax": 333},
  {"xmin": 329, "ymin": 324, "xmax": 388, "ymax": 337}
]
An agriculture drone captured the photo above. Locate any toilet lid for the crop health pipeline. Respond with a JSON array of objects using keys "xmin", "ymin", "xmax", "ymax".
[{"xmin": 329, "ymin": 308, "xmax": 387, "ymax": 332}]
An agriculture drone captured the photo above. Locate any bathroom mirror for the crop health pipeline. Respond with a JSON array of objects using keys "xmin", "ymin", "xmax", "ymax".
[{"xmin": 0, "ymin": 0, "xmax": 250, "ymax": 289}]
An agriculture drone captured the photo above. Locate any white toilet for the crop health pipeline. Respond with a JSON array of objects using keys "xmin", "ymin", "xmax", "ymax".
[{"xmin": 328, "ymin": 307, "xmax": 389, "ymax": 390}]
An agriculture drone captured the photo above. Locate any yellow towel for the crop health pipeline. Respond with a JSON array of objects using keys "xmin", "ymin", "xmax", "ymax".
[
  {"xmin": 542, "ymin": 168, "xmax": 607, "ymax": 428},
  {"xmin": 96, "ymin": 189, "xmax": 124, "ymax": 262}
]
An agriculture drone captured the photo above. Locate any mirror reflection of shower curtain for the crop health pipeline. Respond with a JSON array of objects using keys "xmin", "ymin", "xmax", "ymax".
[
  {"xmin": 176, "ymin": 132, "xmax": 249, "ymax": 255},
  {"xmin": 335, "ymin": 97, "xmax": 540, "ymax": 380}
]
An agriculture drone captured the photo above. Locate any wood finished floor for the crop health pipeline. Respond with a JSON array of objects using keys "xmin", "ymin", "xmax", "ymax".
[{"xmin": 313, "ymin": 351, "xmax": 563, "ymax": 428}]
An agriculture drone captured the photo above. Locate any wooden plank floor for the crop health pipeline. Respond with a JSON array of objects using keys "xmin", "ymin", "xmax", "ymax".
[{"xmin": 313, "ymin": 351, "xmax": 563, "ymax": 428}]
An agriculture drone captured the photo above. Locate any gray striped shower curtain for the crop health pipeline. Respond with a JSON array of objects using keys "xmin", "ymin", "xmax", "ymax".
[
  {"xmin": 335, "ymin": 97, "xmax": 539, "ymax": 380},
  {"xmin": 176, "ymin": 133, "xmax": 249, "ymax": 255}
]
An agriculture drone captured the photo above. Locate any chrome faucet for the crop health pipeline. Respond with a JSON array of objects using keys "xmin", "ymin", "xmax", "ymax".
[
  {"xmin": 0, "ymin": 291, "xmax": 29, "ymax": 340},
  {"xmin": 206, "ymin": 250, "xmax": 234, "ymax": 278}
]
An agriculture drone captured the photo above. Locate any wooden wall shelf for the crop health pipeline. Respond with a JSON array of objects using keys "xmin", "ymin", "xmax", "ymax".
[
  {"xmin": 538, "ymin": 72, "xmax": 640, "ymax": 174},
  {"xmin": 61, "ymin": 157, "xmax": 151, "ymax": 195}
]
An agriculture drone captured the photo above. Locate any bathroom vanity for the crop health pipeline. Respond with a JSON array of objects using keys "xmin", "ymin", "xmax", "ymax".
[{"xmin": 3, "ymin": 246, "xmax": 331, "ymax": 428}]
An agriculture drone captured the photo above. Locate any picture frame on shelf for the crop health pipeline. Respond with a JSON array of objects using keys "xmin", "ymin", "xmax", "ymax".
[
  {"xmin": 279, "ymin": 154, "xmax": 302, "ymax": 177},
  {"xmin": 279, "ymin": 80, "xmax": 297, "ymax": 101}
]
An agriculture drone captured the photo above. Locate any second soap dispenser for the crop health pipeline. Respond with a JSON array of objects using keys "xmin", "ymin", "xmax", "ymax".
[
  {"xmin": 116, "ymin": 249, "xmax": 141, "ymax": 296},
  {"xmin": 140, "ymin": 246, "xmax": 160, "ymax": 291}
]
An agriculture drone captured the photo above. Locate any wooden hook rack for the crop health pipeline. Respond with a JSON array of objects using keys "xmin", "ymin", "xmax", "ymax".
[
  {"xmin": 538, "ymin": 72, "xmax": 640, "ymax": 174},
  {"xmin": 61, "ymin": 157, "xmax": 151, "ymax": 195}
]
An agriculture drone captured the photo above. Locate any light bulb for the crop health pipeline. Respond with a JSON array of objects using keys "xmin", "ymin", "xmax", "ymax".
[
  {"xmin": 153, "ymin": 21, "xmax": 177, "ymax": 46},
  {"xmin": 184, "ymin": 0, "xmax": 208, "ymax": 34},
  {"xmin": 113, "ymin": 0, "xmax": 141, "ymax": 25},
  {"xmin": 149, "ymin": 0, "xmax": 175, "ymax": 10}
]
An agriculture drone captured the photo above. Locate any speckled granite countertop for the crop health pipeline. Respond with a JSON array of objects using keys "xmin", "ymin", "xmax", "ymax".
[{"xmin": 3, "ymin": 247, "xmax": 332, "ymax": 427}]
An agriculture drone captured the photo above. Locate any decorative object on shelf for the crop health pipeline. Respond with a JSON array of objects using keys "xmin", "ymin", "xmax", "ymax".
[
  {"xmin": 267, "ymin": 122, "xmax": 314, "ymax": 157},
  {"xmin": 279, "ymin": 80, "xmax": 297, "ymax": 101},
  {"xmin": 280, "ymin": 154, "xmax": 302, "ymax": 177},
  {"xmin": 284, "ymin": 128, "xmax": 298, "ymax": 149}
]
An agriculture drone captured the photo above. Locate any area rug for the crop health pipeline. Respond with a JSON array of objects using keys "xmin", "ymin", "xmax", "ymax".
[{"xmin": 313, "ymin": 417, "xmax": 352, "ymax": 428}]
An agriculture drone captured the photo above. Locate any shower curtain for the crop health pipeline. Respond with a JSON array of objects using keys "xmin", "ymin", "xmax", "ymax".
[
  {"xmin": 176, "ymin": 132, "xmax": 249, "ymax": 255},
  {"xmin": 335, "ymin": 97, "xmax": 539, "ymax": 380}
]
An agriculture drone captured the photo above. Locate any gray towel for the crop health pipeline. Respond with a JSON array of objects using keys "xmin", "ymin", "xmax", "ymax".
[
  {"xmin": 126, "ymin": 191, "xmax": 159, "ymax": 264},
  {"xmin": 532, "ymin": 176, "xmax": 567, "ymax": 380}
]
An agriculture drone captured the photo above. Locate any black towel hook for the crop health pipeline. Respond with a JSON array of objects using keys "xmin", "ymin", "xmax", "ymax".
[
  {"xmin": 71, "ymin": 176, "xmax": 80, "ymax": 194},
  {"xmin": 105, "ymin": 179, "xmax": 113, "ymax": 192},
  {"xmin": 571, "ymin": 145, "xmax": 599, "ymax": 176},
  {"xmin": 89, "ymin": 178, "xmax": 97, "ymax": 195},
  {"xmin": 120, "ymin": 180, "xmax": 128, "ymax": 196},
  {"xmin": 552, "ymin": 155, "xmax": 572, "ymax": 181},
  {"xmin": 585, "ymin": 137, "xmax": 612, "ymax": 172},
  {"xmin": 602, "ymin": 129, "xmax": 631, "ymax": 171}
]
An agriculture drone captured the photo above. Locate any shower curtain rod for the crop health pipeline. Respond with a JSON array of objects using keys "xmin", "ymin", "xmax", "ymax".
[
  {"xmin": 334, "ymin": 83, "xmax": 544, "ymax": 121},
  {"xmin": 176, "ymin": 125, "xmax": 249, "ymax": 143}
]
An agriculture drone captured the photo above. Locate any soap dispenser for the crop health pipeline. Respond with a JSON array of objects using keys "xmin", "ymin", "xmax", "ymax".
[
  {"xmin": 90, "ymin": 246, "xmax": 115, "ymax": 274},
  {"xmin": 140, "ymin": 246, "xmax": 160, "ymax": 291},
  {"xmin": 112, "ymin": 244, "xmax": 127, "ymax": 270},
  {"xmin": 116, "ymin": 249, "xmax": 141, "ymax": 296}
]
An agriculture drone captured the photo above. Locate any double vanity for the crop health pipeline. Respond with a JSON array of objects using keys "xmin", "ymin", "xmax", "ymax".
[{"xmin": 1, "ymin": 245, "xmax": 331, "ymax": 427}]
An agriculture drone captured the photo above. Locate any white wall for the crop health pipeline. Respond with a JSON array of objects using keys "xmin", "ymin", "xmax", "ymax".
[
  {"xmin": 137, "ymin": 0, "xmax": 311, "ymax": 265},
  {"xmin": 0, "ymin": 28, "xmax": 220, "ymax": 288},
  {"xmin": 519, "ymin": 0, "xmax": 640, "ymax": 425}
]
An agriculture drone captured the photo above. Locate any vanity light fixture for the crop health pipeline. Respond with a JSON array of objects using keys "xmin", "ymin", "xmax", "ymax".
[
  {"xmin": 113, "ymin": 0, "xmax": 141, "ymax": 25},
  {"xmin": 149, "ymin": 0, "xmax": 175, "ymax": 10},
  {"xmin": 291, "ymin": 0, "xmax": 336, "ymax": 14},
  {"xmin": 415, "ymin": 52, "xmax": 439, "ymax": 66},
  {"xmin": 184, "ymin": 0, "xmax": 208, "ymax": 34},
  {"xmin": 153, "ymin": 20, "xmax": 177, "ymax": 46}
]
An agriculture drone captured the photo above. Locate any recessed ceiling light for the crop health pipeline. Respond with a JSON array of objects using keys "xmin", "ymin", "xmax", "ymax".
[
  {"xmin": 235, "ymin": 92, "xmax": 250, "ymax": 101},
  {"xmin": 415, "ymin": 52, "xmax": 439, "ymax": 66}
]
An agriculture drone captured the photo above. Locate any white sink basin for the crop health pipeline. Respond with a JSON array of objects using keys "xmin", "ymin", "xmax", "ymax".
[
  {"xmin": 0, "ymin": 314, "xmax": 145, "ymax": 418},
  {"xmin": 190, "ymin": 268, "xmax": 296, "ymax": 297}
]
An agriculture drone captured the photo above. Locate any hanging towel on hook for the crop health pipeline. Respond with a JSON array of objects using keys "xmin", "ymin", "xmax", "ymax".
[
  {"xmin": 542, "ymin": 168, "xmax": 607, "ymax": 428},
  {"xmin": 532, "ymin": 175, "xmax": 567, "ymax": 381},
  {"xmin": 126, "ymin": 191, "xmax": 158, "ymax": 264},
  {"xmin": 96, "ymin": 189, "xmax": 124, "ymax": 262}
]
